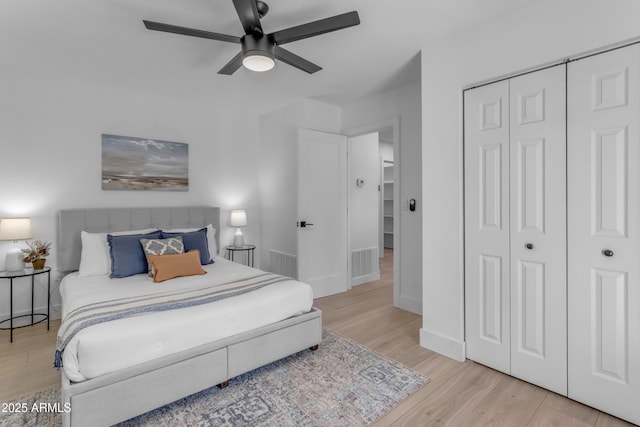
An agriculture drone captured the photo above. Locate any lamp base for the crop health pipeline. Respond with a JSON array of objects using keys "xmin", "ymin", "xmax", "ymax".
[
  {"xmin": 233, "ymin": 232, "xmax": 245, "ymax": 248},
  {"xmin": 4, "ymin": 250, "xmax": 25, "ymax": 272}
]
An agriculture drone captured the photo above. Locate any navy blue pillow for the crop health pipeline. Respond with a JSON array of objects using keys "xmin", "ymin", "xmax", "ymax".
[
  {"xmin": 161, "ymin": 228, "xmax": 213, "ymax": 265},
  {"xmin": 107, "ymin": 231, "xmax": 162, "ymax": 278}
]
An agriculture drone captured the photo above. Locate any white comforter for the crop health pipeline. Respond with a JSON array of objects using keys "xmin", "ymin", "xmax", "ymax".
[{"xmin": 59, "ymin": 256, "xmax": 313, "ymax": 382}]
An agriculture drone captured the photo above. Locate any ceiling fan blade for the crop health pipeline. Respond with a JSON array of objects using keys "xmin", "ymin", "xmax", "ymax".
[
  {"xmin": 232, "ymin": 0, "xmax": 263, "ymax": 34},
  {"xmin": 143, "ymin": 20, "xmax": 241, "ymax": 43},
  {"xmin": 218, "ymin": 52, "xmax": 244, "ymax": 75},
  {"xmin": 274, "ymin": 46, "xmax": 322, "ymax": 74},
  {"xmin": 270, "ymin": 11, "xmax": 360, "ymax": 45}
]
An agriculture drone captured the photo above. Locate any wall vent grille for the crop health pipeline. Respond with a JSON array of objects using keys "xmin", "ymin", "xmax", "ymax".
[
  {"xmin": 269, "ymin": 250, "xmax": 298, "ymax": 279},
  {"xmin": 352, "ymin": 246, "xmax": 379, "ymax": 278}
]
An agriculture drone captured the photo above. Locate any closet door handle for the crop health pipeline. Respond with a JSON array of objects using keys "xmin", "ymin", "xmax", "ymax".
[
  {"xmin": 602, "ymin": 249, "xmax": 614, "ymax": 257},
  {"xmin": 525, "ymin": 243, "xmax": 534, "ymax": 250}
]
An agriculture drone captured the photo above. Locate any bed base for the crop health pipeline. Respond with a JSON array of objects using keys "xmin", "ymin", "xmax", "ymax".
[{"xmin": 61, "ymin": 308, "xmax": 322, "ymax": 427}]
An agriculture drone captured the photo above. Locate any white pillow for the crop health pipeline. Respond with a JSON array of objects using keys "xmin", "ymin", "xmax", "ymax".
[
  {"xmin": 78, "ymin": 228, "xmax": 158, "ymax": 277},
  {"xmin": 162, "ymin": 224, "xmax": 218, "ymax": 258}
]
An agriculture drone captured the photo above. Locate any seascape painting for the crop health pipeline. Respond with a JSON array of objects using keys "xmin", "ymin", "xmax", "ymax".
[{"xmin": 102, "ymin": 134, "xmax": 188, "ymax": 191}]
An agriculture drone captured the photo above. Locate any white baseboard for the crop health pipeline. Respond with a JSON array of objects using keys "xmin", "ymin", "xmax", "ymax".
[
  {"xmin": 420, "ymin": 327, "xmax": 466, "ymax": 362},
  {"xmin": 351, "ymin": 272, "xmax": 380, "ymax": 287}
]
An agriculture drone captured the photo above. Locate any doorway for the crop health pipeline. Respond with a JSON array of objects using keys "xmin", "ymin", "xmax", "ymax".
[{"xmin": 344, "ymin": 120, "xmax": 400, "ymax": 306}]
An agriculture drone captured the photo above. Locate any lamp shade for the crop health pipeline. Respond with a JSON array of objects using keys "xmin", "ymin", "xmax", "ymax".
[
  {"xmin": 0, "ymin": 218, "xmax": 32, "ymax": 241},
  {"xmin": 230, "ymin": 210, "xmax": 247, "ymax": 227}
]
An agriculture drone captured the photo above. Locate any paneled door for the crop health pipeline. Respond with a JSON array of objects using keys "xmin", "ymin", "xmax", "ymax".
[
  {"xmin": 464, "ymin": 80, "xmax": 511, "ymax": 374},
  {"xmin": 568, "ymin": 44, "xmax": 640, "ymax": 424},
  {"xmin": 297, "ymin": 129, "xmax": 348, "ymax": 299},
  {"xmin": 509, "ymin": 66, "xmax": 567, "ymax": 395},
  {"xmin": 465, "ymin": 65, "xmax": 567, "ymax": 395}
]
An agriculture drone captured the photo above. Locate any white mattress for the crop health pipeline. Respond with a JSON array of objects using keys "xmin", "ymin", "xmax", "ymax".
[{"xmin": 59, "ymin": 256, "xmax": 313, "ymax": 382}]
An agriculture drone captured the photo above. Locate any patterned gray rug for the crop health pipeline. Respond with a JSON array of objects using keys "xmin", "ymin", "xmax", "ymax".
[{"xmin": 2, "ymin": 330, "xmax": 428, "ymax": 427}]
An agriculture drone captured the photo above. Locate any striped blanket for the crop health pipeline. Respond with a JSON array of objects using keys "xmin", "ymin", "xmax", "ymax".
[{"xmin": 55, "ymin": 272, "xmax": 291, "ymax": 368}]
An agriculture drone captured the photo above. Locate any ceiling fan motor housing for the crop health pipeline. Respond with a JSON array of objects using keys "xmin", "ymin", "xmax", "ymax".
[{"xmin": 242, "ymin": 33, "xmax": 275, "ymax": 57}]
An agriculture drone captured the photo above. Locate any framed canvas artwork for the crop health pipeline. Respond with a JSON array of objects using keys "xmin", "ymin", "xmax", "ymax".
[{"xmin": 101, "ymin": 134, "xmax": 188, "ymax": 191}]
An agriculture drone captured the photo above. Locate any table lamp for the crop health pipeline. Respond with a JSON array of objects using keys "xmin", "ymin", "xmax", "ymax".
[
  {"xmin": 230, "ymin": 210, "xmax": 247, "ymax": 248},
  {"xmin": 0, "ymin": 217, "xmax": 32, "ymax": 271}
]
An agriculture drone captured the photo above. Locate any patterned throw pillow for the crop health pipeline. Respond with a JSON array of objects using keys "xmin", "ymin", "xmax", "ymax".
[{"xmin": 140, "ymin": 236, "xmax": 184, "ymax": 276}]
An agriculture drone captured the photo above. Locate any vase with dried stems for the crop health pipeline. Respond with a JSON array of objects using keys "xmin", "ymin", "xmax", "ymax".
[{"xmin": 22, "ymin": 240, "xmax": 51, "ymax": 270}]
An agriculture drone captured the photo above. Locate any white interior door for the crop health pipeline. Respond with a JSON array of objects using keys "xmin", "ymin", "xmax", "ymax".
[
  {"xmin": 509, "ymin": 65, "xmax": 567, "ymax": 395},
  {"xmin": 464, "ymin": 80, "xmax": 511, "ymax": 374},
  {"xmin": 568, "ymin": 44, "xmax": 640, "ymax": 425},
  {"xmin": 465, "ymin": 66, "xmax": 567, "ymax": 394},
  {"xmin": 298, "ymin": 129, "xmax": 348, "ymax": 299}
]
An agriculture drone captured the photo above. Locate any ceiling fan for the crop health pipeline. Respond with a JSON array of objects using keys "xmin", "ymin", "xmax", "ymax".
[{"xmin": 143, "ymin": 0, "xmax": 360, "ymax": 75}]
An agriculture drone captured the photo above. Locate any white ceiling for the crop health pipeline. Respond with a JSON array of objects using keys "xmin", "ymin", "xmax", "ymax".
[{"xmin": 0, "ymin": 0, "xmax": 538, "ymax": 116}]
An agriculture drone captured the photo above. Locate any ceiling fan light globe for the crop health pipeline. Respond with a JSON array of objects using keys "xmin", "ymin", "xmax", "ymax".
[{"xmin": 242, "ymin": 54, "xmax": 275, "ymax": 72}]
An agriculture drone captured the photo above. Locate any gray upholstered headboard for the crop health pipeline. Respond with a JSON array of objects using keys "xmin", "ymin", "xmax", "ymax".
[{"xmin": 58, "ymin": 206, "xmax": 220, "ymax": 272}]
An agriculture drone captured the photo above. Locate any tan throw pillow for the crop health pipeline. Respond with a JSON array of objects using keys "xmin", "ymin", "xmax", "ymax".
[{"xmin": 147, "ymin": 250, "xmax": 207, "ymax": 283}]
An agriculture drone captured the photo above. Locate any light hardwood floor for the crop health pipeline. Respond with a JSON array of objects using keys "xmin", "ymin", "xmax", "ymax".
[
  {"xmin": 0, "ymin": 251, "xmax": 636, "ymax": 426},
  {"xmin": 314, "ymin": 249, "xmax": 637, "ymax": 427}
]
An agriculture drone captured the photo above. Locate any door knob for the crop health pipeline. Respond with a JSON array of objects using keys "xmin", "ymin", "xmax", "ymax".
[
  {"xmin": 298, "ymin": 221, "xmax": 314, "ymax": 228},
  {"xmin": 602, "ymin": 249, "xmax": 614, "ymax": 257},
  {"xmin": 525, "ymin": 243, "xmax": 534, "ymax": 250}
]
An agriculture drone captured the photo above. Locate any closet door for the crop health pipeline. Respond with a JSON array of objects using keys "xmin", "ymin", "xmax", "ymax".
[
  {"xmin": 509, "ymin": 66, "xmax": 567, "ymax": 395},
  {"xmin": 568, "ymin": 44, "xmax": 640, "ymax": 424},
  {"xmin": 464, "ymin": 81, "xmax": 511, "ymax": 374},
  {"xmin": 465, "ymin": 67, "xmax": 567, "ymax": 392}
]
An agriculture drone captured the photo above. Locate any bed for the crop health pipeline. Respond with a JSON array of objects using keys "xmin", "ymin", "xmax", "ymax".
[{"xmin": 57, "ymin": 207, "xmax": 322, "ymax": 427}]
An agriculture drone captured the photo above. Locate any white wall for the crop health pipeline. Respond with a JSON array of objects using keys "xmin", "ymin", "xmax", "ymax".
[
  {"xmin": 348, "ymin": 133, "xmax": 380, "ymax": 285},
  {"xmin": 420, "ymin": 0, "xmax": 640, "ymax": 360},
  {"xmin": 258, "ymin": 100, "xmax": 304, "ymax": 268},
  {"xmin": 258, "ymin": 99, "xmax": 341, "ymax": 272},
  {"xmin": 0, "ymin": 76, "xmax": 261, "ymax": 320},
  {"xmin": 342, "ymin": 80, "xmax": 422, "ymax": 313}
]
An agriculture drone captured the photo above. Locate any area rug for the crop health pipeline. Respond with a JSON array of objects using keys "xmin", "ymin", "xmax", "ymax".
[{"xmin": 2, "ymin": 330, "xmax": 429, "ymax": 427}]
